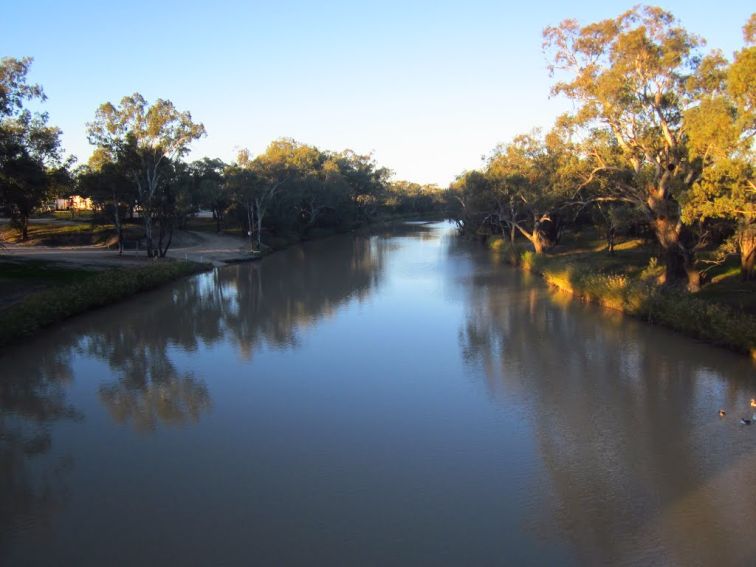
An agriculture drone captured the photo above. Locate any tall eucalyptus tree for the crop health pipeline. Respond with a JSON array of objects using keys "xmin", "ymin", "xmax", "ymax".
[{"xmin": 87, "ymin": 93, "xmax": 205, "ymax": 257}]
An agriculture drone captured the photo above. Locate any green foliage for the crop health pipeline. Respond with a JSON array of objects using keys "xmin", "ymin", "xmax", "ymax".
[
  {"xmin": 385, "ymin": 181, "xmax": 446, "ymax": 216},
  {"xmin": 0, "ymin": 56, "xmax": 44, "ymax": 115},
  {"xmin": 639, "ymin": 257, "xmax": 662, "ymax": 281},
  {"xmin": 224, "ymin": 138, "xmax": 443, "ymax": 248},
  {"xmin": 191, "ymin": 157, "xmax": 228, "ymax": 232},
  {"xmin": 681, "ymin": 21, "xmax": 755, "ymax": 280},
  {"xmin": 0, "ymin": 258, "xmax": 97, "ymax": 285},
  {"xmin": 542, "ymin": 6, "xmax": 716, "ymax": 285},
  {"xmin": 451, "ymin": 8, "xmax": 754, "ymax": 289},
  {"xmin": 0, "ymin": 57, "xmax": 72, "ymax": 240},
  {"xmin": 86, "ymin": 93, "xmax": 206, "ymax": 257}
]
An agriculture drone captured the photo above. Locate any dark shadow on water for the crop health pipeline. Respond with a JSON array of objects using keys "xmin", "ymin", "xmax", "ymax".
[{"xmin": 0, "ymin": 345, "xmax": 80, "ymax": 559}]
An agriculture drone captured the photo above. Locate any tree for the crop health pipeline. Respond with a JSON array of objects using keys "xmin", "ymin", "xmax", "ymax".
[
  {"xmin": 293, "ymin": 156, "xmax": 344, "ymax": 230},
  {"xmin": 454, "ymin": 129, "xmax": 577, "ymax": 255},
  {"xmin": 334, "ymin": 149, "xmax": 391, "ymax": 223},
  {"xmin": 0, "ymin": 56, "xmax": 43, "ymax": 116},
  {"xmin": 254, "ymin": 139, "xmax": 317, "ymax": 237},
  {"xmin": 226, "ymin": 152, "xmax": 261, "ymax": 246},
  {"xmin": 683, "ymin": 14, "xmax": 756, "ymax": 280},
  {"xmin": 87, "ymin": 93, "xmax": 205, "ymax": 257},
  {"xmin": 77, "ymin": 148, "xmax": 136, "ymax": 254},
  {"xmin": 0, "ymin": 57, "xmax": 70, "ymax": 240},
  {"xmin": 449, "ymin": 169, "xmax": 497, "ymax": 236},
  {"xmin": 227, "ymin": 147, "xmax": 289, "ymax": 249},
  {"xmin": 496, "ymin": 130, "xmax": 580, "ymax": 253},
  {"xmin": 386, "ymin": 180, "xmax": 444, "ymax": 216},
  {"xmin": 544, "ymin": 6, "xmax": 709, "ymax": 289},
  {"xmin": 192, "ymin": 158, "xmax": 228, "ymax": 233}
]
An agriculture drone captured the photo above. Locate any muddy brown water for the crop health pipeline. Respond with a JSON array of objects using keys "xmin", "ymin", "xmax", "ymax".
[{"xmin": 1, "ymin": 222, "xmax": 754, "ymax": 566}]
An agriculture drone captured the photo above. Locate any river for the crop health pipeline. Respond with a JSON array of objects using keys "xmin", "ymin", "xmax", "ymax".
[{"xmin": 1, "ymin": 221, "xmax": 755, "ymax": 565}]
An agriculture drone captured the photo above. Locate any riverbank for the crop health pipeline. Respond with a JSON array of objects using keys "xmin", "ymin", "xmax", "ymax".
[
  {"xmin": 0, "ymin": 216, "xmax": 438, "ymax": 348},
  {"xmin": 487, "ymin": 236, "xmax": 756, "ymax": 359},
  {"xmin": 0, "ymin": 260, "xmax": 210, "ymax": 348}
]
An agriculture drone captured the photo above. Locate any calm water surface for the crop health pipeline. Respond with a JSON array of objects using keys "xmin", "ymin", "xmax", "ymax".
[{"xmin": 2, "ymin": 222, "xmax": 755, "ymax": 566}]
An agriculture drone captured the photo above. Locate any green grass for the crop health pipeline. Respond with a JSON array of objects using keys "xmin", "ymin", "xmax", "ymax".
[
  {"xmin": 0, "ymin": 260, "xmax": 210, "ymax": 348},
  {"xmin": 0, "ymin": 259, "xmax": 100, "ymax": 310},
  {"xmin": 0, "ymin": 258, "xmax": 99, "ymax": 283}
]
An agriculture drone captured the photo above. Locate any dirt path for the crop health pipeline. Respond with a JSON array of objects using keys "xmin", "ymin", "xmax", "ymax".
[
  {"xmin": 165, "ymin": 231, "xmax": 259, "ymax": 266},
  {"xmin": 0, "ymin": 230, "xmax": 256, "ymax": 269}
]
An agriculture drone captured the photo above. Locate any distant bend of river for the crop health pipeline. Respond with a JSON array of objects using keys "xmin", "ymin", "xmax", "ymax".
[{"xmin": 1, "ymin": 221, "xmax": 755, "ymax": 566}]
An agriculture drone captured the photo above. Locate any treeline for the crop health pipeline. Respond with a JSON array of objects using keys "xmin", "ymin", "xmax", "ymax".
[
  {"xmin": 0, "ymin": 64, "xmax": 446, "ymax": 257},
  {"xmin": 449, "ymin": 7, "xmax": 754, "ymax": 287}
]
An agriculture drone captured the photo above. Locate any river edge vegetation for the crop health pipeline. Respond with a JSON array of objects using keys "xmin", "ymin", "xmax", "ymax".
[
  {"xmin": 483, "ymin": 234, "xmax": 756, "ymax": 357},
  {"xmin": 1, "ymin": 6, "xmax": 754, "ymax": 355},
  {"xmin": 449, "ymin": 7, "xmax": 755, "ymax": 357},
  {"xmin": 0, "ymin": 259, "xmax": 209, "ymax": 348},
  {"xmin": 0, "ymin": 51, "xmax": 445, "ymax": 347}
]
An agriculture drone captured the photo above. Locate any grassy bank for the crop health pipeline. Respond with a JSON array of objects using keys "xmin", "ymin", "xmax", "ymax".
[
  {"xmin": 488, "ymin": 235, "xmax": 756, "ymax": 358},
  {"xmin": 0, "ymin": 260, "xmax": 210, "ymax": 348}
]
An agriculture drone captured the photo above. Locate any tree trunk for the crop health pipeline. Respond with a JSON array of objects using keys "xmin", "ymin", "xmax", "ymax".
[
  {"xmin": 157, "ymin": 219, "xmax": 174, "ymax": 258},
  {"xmin": 255, "ymin": 198, "xmax": 264, "ymax": 249},
  {"xmin": 143, "ymin": 214, "xmax": 155, "ymax": 257},
  {"xmin": 532, "ymin": 233, "xmax": 545, "ymax": 254},
  {"xmin": 112, "ymin": 190, "xmax": 123, "ymax": 255},
  {"xmin": 738, "ymin": 225, "xmax": 755, "ymax": 281},
  {"xmin": 647, "ymin": 192, "xmax": 699, "ymax": 291},
  {"xmin": 21, "ymin": 215, "xmax": 29, "ymax": 241},
  {"xmin": 532, "ymin": 218, "xmax": 554, "ymax": 254},
  {"xmin": 607, "ymin": 226, "xmax": 616, "ymax": 255},
  {"xmin": 245, "ymin": 200, "xmax": 254, "ymax": 246},
  {"xmin": 215, "ymin": 208, "xmax": 222, "ymax": 233},
  {"xmin": 256, "ymin": 209, "xmax": 263, "ymax": 249},
  {"xmin": 513, "ymin": 221, "xmax": 547, "ymax": 254}
]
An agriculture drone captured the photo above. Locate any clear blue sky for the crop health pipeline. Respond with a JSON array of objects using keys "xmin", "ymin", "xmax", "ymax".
[{"xmin": 2, "ymin": 1, "xmax": 753, "ymax": 186}]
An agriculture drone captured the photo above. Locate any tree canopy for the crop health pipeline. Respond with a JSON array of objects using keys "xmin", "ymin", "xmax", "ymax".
[
  {"xmin": 86, "ymin": 93, "xmax": 206, "ymax": 256},
  {"xmin": 0, "ymin": 57, "xmax": 70, "ymax": 240}
]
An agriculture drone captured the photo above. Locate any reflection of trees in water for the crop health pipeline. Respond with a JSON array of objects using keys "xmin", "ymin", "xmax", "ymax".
[
  {"xmin": 99, "ymin": 376, "xmax": 209, "ymax": 433},
  {"xmin": 92, "ymin": 337, "xmax": 211, "ymax": 433},
  {"xmin": 0, "ymin": 226, "xmax": 394, "ymax": 555},
  {"xmin": 0, "ymin": 346, "xmax": 80, "ymax": 557},
  {"xmin": 85, "ymin": 230, "xmax": 387, "ymax": 429},
  {"xmin": 83, "ymin": 279, "xmax": 217, "ymax": 432},
  {"xmin": 456, "ymin": 247, "xmax": 756, "ymax": 565},
  {"xmin": 215, "ymin": 232, "xmax": 387, "ymax": 357}
]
